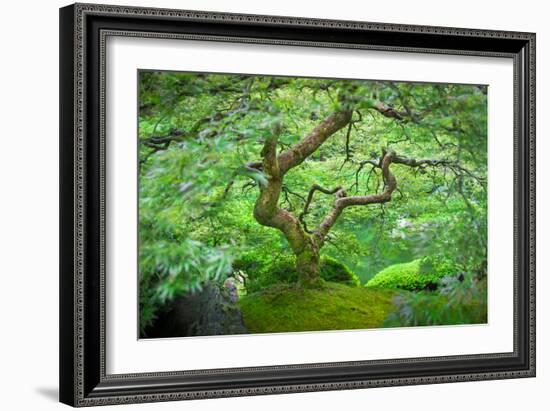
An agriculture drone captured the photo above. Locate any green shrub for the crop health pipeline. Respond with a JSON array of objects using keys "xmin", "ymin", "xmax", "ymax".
[
  {"xmin": 233, "ymin": 253, "xmax": 294, "ymax": 292},
  {"xmin": 365, "ymin": 256, "xmax": 457, "ymax": 291},
  {"xmin": 269, "ymin": 255, "xmax": 300, "ymax": 283},
  {"xmin": 233, "ymin": 254, "xmax": 359, "ymax": 292},
  {"xmin": 320, "ymin": 256, "xmax": 361, "ymax": 286}
]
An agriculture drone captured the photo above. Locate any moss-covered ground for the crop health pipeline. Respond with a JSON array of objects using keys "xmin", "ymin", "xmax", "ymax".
[{"xmin": 238, "ymin": 281, "xmax": 397, "ymax": 334}]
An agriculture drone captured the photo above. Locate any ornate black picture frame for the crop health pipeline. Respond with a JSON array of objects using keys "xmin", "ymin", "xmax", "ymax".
[{"xmin": 59, "ymin": 3, "xmax": 535, "ymax": 407}]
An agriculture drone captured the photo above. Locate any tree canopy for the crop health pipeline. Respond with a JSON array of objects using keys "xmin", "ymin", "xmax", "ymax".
[{"xmin": 138, "ymin": 71, "xmax": 487, "ymax": 331}]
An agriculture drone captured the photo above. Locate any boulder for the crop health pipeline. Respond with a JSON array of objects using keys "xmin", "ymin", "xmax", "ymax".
[{"xmin": 144, "ymin": 282, "xmax": 247, "ymax": 338}]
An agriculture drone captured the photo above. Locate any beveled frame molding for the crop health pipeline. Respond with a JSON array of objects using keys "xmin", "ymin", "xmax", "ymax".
[{"xmin": 60, "ymin": 3, "xmax": 535, "ymax": 407}]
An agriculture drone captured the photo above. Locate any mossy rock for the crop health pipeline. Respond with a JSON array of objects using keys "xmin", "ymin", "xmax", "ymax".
[
  {"xmin": 239, "ymin": 282, "xmax": 397, "ymax": 333},
  {"xmin": 365, "ymin": 256, "xmax": 457, "ymax": 291},
  {"xmin": 235, "ymin": 254, "xmax": 360, "ymax": 292}
]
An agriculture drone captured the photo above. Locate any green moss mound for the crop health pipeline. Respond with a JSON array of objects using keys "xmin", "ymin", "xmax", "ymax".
[
  {"xmin": 365, "ymin": 256, "xmax": 457, "ymax": 291},
  {"xmin": 238, "ymin": 282, "xmax": 397, "ymax": 334},
  {"xmin": 234, "ymin": 254, "xmax": 360, "ymax": 292}
]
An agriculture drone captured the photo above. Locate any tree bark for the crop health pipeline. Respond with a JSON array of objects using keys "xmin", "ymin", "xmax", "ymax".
[
  {"xmin": 251, "ymin": 112, "xmax": 352, "ymax": 285},
  {"xmin": 278, "ymin": 110, "xmax": 353, "ymax": 174},
  {"xmin": 295, "ymin": 240, "xmax": 321, "ymax": 285}
]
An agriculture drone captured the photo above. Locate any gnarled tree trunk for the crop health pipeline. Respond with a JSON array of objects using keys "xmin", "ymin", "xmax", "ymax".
[
  {"xmin": 250, "ymin": 108, "xmax": 457, "ymax": 285},
  {"xmin": 295, "ymin": 240, "xmax": 321, "ymax": 285}
]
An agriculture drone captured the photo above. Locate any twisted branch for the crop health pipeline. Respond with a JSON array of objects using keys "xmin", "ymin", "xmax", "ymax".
[
  {"xmin": 298, "ymin": 185, "xmax": 343, "ymax": 233},
  {"xmin": 314, "ymin": 150, "xmax": 397, "ymax": 245}
]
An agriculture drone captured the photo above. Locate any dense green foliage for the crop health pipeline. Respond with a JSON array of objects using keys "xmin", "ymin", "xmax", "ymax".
[
  {"xmin": 365, "ymin": 256, "xmax": 458, "ymax": 291},
  {"xmin": 138, "ymin": 71, "xmax": 488, "ymax": 333},
  {"xmin": 384, "ymin": 274, "xmax": 487, "ymax": 326},
  {"xmin": 234, "ymin": 255, "xmax": 359, "ymax": 292},
  {"xmin": 320, "ymin": 257, "xmax": 361, "ymax": 286},
  {"xmin": 239, "ymin": 282, "xmax": 396, "ymax": 333}
]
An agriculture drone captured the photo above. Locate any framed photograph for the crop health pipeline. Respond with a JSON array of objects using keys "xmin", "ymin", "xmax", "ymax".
[{"xmin": 59, "ymin": 3, "xmax": 535, "ymax": 407}]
